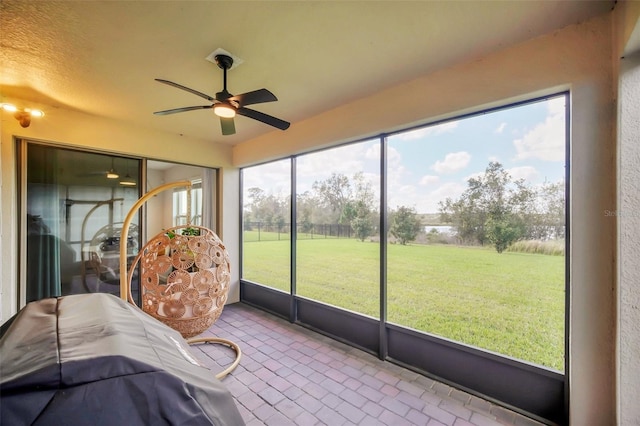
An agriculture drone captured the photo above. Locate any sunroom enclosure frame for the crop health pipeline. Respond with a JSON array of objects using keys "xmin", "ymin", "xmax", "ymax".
[{"xmin": 239, "ymin": 93, "xmax": 570, "ymax": 425}]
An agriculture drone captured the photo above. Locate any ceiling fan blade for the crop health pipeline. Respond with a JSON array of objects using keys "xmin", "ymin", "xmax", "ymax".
[
  {"xmin": 220, "ymin": 117, "xmax": 236, "ymax": 135},
  {"xmin": 154, "ymin": 105, "xmax": 213, "ymax": 115},
  {"xmin": 237, "ymin": 107, "xmax": 290, "ymax": 131},
  {"xmin": 155, "ymin": 79, "xmax": 214, "ymax": 101},
  {"xmin": 228, "ymin": 89, "xmax": 277, "ymax": 107}
]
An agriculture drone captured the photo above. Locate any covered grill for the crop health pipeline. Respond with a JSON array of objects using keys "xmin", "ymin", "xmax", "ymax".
[{"xmin": 0, "ymin": 293, "xmax": 244, "ymax": 425}]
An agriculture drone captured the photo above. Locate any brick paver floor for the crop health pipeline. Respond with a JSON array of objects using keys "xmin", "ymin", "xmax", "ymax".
[{"xmin": 191, "ymin": 302, "xmax": 545, "ymax": 426}]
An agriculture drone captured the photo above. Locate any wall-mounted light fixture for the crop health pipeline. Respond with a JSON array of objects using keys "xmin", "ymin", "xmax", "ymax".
[{"xmin": 1, "ymin": 103, "xmax": 45, "ymax": 128}]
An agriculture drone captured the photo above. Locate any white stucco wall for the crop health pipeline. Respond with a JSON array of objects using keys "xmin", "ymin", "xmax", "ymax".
[
  {"xmin": 234, "ymin": 14, "xmax": 617, "ymax": 425},
  {"xmin": 618, "ymin": 50, "xmax": 640, "ymax": 426},
  {"xmin": 0, "ymin": 102, "xmax": 241, "ymax": 322}
]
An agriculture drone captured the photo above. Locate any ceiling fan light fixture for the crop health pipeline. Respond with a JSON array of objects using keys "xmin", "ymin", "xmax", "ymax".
[
  {"xmin": 154, "ymin": 50, "xmax": 289, "ymax": 135},
  {"xmin": 213, "ymin": 103, "xmax": 236, "ymax": 118}
]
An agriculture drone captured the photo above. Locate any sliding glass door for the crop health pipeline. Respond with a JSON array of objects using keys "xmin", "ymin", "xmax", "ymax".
[
  {"xmin": 18, "ymin": 141, "xmax": 220, "ymax": 307},
  {"xmin": 20, "ymin": 142, "xmax": 141, "ymax": 302}
]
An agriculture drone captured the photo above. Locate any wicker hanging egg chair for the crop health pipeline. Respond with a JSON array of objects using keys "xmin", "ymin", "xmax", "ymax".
[
  {"xmin": 129, "ymin": 225, "xmax": 230, "ymax": 338},
  {"xmin": 119, "ymin": 181, "xmax": 240, "ymax": 379}
]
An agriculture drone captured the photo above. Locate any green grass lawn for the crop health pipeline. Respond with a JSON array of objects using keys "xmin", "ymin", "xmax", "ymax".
[{"xmin": 243, "ymin": 231, "xmax": 565, "ymax": 371}]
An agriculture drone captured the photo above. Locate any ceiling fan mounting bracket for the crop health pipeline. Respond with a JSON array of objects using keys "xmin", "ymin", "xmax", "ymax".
[{"xmin": 215, "ymin": 54, "xmax": 234, "ymax": 71}]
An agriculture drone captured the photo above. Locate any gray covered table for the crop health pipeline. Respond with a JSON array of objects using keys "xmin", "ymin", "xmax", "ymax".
[{"xmin": 0, "ymin": 293, "xmax": 244, "ymax": 425}]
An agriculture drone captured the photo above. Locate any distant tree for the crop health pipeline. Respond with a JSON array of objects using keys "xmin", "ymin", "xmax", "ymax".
[
  {"xmin": 246, "ymin": 187, "xmax": 289, "ymax": 231},
  {"xmin": 439, "ymin": 162, "xmax": 533, "ymax": 253},
  {"xmin": 538, "ymin": 180, "xmax": 565, "ymax": 239},
  {"xmin": 300, "ymin": 215, "xmax": 313, "ymax": 234},
  {"xmin": 312, "ymin": 173, "xmax": 352, "ymax": 224},
  {"xmin": 246, "ymin": 187, "xmax": 265, "ymax": 219},
  {"xmin": 243, "ymin": 215, "xmax": 253, "ymax": 231},
  {"xmin": 297, "ymin": 190, "xmax": 319, "ymax": 231},
  {"xmin": 485, "ymin": 216, "xmax": 525, "ymax": 253},
  {"xmin": 390, "ymin": 206, "xmax": 422, "ymax": 245},
  {"xmin": 311, "ymin": 171, "xmax": 378, "ymax": 240},
  {"xmin": 439, "ymin": 195, "xmax": 487, "ymax": 245},
  {"xmin": 275, "ymin": 214, "xmax": 286, "ymax": 233},
  {"xmin": 351, "ymin": 216, "xmax": 375, "ymax": 241},
  {"xmin": 349, "ymin": 172, "xmax": 377, "ymax": 241},
  {"xmin": 425, "ymin": 228, "xmax": 447, "ymax": 244},
  {"xmin": 245, "ymin": 187, "xmax": 265, "ymax": 226}
]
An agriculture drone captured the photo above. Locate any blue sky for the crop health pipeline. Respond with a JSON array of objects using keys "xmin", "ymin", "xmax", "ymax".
[
  {"xmin": 243, "ymin": 94, "xmax": 567, "ymax": 214},
  {"xmin": 386, "ymin": 94, "xmax": 567, "ymax": 212}
]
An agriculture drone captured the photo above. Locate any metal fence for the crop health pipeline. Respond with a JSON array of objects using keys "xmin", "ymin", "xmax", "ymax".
[{"xmin": 244, "ymin": 222, "xmax": 353, "ymax": 241}]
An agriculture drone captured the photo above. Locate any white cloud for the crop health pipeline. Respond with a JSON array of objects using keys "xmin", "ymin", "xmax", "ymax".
[
  {"xmin": 393, "ymin": 120, "xmax": 459, "ymax": 141},
  {"xmin": 296, "ymin": 144, "xmax": 367, "ymax": 189},
  {"xmin": 547, "ymin": 96, "xmax": 565, "ymax": 116},
  {"xmin": 395, "ymin": 127, "xmax": 431, "ymax": 141},
  {"xmin": 387, "ymin": 183, "xmax": 418, "ymax": 210},
  {"xmin": 430, "ymin": 182, "xmax": 466, "ymax": 200},
  {"xmin": 463, "ymin": 171, "xmax": 484, "ymax": 182},
  {"xmin": 431, "ymin": 151, "xmax": 471, "ymax": 174},
  {"xmin": 419, "ymin": 175, "xmax": 439, "ymax": 186},
  {"xmin": 386, "ymin": 145, "xmax": 403, "ymax": 168},
  {"xmin": 386, "ymin": 146, "xmax": 409, "ymax": 191},
  {"xmin": 388, "ymin": 179, "xmax": 468, "ymax": 213},
  {"xmin": 507, "ymin": 166, "xmax": 539, "ymax": 181},
  {"xmin": 495, "ymin": 122, "xmax": 507, "ymax": 134},
  {"xmin": 242, "ymin": 159, "xmax": 291, "ymax": 196},
  {"xmin": 293, "ymin": 142, "xmax": 384, "ymax": 198},
  {"xmin": 365, "ymin": 143, "xmax": 381, "ymax": 160},
  {"xmin": 423, "ymin": 182, "xmax": 467, "ymax": 212},
  {"xmin": 513, "ymin": 98, "xmax": 565, "ymax": 162},
  {"xmin": 430, "ymin": 120, "xmax": 459, "ymax": 135}
]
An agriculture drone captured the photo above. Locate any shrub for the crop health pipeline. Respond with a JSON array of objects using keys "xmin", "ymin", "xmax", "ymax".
[{"xmin": 507, "ymin": 239, "xmax": 565, "ymax": 256}]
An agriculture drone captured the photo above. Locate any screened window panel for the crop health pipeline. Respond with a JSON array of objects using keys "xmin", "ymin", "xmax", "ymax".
[
  {"xmin": 241, "ymin": 159, "xmax": 291, "ymax": 292},
  {"xmin": 296, "ymin": 141, "xmax": 380, "ymax": 317},
  {"xmin": 386, "ymin": 95, "xmax": 567, "ymax": 371}
]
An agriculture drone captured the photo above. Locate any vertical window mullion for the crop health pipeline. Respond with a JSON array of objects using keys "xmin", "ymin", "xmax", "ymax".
[
  {"xmin": 379, "ymin": 135, "xmax": 388, "ymax": 360},
  {"xmin": 290, "ymin": 157, "xmax": 297, "ymax": 323}
]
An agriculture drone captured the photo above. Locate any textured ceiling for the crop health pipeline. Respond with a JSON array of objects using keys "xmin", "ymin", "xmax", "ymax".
[{"xmin": 1, "ymin": 1, "xmax": 613, "ymax": 146}]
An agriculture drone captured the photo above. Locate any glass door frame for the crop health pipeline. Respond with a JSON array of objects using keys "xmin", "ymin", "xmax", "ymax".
[{"xmin": 16, "ymin": 139, "xmax": 144, "ymax": 307}]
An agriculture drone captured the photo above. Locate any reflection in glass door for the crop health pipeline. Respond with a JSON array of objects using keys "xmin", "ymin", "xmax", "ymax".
[{"xmin": 21, "ymin": 142, "xmax": 141, "ymax": 302}]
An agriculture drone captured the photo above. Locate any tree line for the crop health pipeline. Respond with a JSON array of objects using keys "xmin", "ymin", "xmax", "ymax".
[
  {"xmin": 245, "ymin": 171, "xmax": 380, "ymax": 242},
  {"xmin": 244, "ymin": 162, "xmax": 564, "ymax": 253},
  {"xmin": 439, "ymin": 162, "xmax": 564, "ymax": 252}
]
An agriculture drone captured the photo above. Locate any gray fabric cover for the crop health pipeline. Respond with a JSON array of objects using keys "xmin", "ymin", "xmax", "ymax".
[{"xmin": 0, "ymin": 293, "xmax": 244, "ymax": 426}]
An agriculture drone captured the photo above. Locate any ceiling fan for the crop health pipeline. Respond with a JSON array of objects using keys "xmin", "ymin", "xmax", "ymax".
[{"xmin": 154, "ymin": 54, "xmax": 290, "ymax": 136}]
